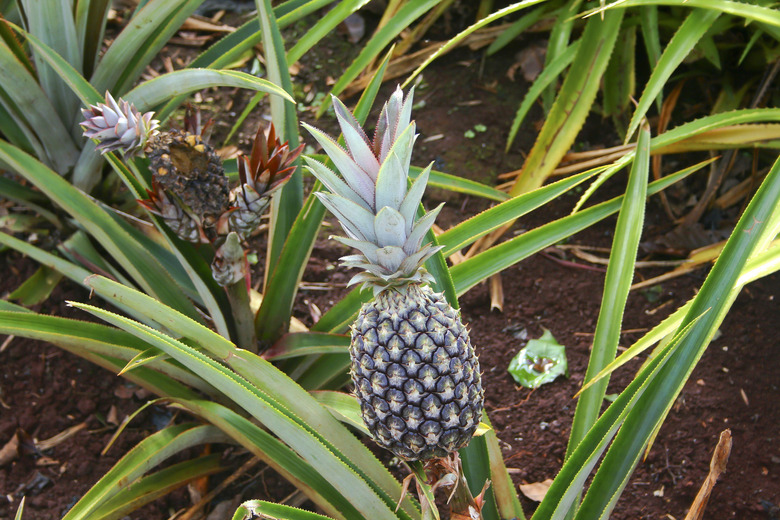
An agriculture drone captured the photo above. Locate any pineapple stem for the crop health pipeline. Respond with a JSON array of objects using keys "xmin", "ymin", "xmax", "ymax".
[
  {"xmin": 448, "ymin": 469, "xmax": 486, "ymax": 520},
  {"xmin": 225, "ymin": 280, "xmax": 258, "ymax": 353},
  {"xmin": 419, "ymin": 454, "xmax": 487, "ymax": 520}
]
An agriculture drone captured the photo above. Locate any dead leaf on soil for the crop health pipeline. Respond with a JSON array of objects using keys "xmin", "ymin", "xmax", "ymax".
[
  {"xmin": 217, "ymin": 145, "xmax": 240, "ymax": 160},
  {"xmin": 114, "ymin": 383, "xmax": 136, "ymax": 399},
  {"xmin": 35, "ymin": 456, "xmax": 60, "ymax": 467},
  {"xmin": 518, "ymin": 479, "xmax": 553, "ymax": 502},
  {"xmin": 107, "ymin": 404, "xmax": 120, "ymax": 426},
  {"xmin": 181, "ymin": 15, "xmax": 235, "ymax": 33},
  {"xmin": 36, "ymin": 422, "xmax": 87, "ymax": 451},
  {"xmin": 0, "ymin": 432, "xmax": 19, "ymax": 466},
  {"xmin": 490, "ymin": 273, "xmax": 504, "ymax": 312},
  {"xmin": 684, "ymin": 429, "xmax": 732, "ymax": 520},
  {"xmin": 509, "ymin": 44, "xmax": 547, "ymax": 82}
]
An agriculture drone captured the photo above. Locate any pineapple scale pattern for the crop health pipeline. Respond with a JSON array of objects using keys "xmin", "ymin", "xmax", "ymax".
[{"xmin": 351, "ymin": 285, "xmax": 483, "ymax": 461}]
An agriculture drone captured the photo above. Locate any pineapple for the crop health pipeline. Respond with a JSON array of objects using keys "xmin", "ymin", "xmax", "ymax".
[
  {"xmin": 137, "ymin": 179, "xmax": 204, "ymax": 243},
  {"xmin": 229, "ymin": 124, "xmax": 304, "ymax": 239},
  {"xmin": 302, "ymin": 88, "xmax": 483, "ymax": 461},
  {"xmin": 146, "ymin": 130, "xmax": 230, "ymax": 235},
  {"xmin": 81, "ymin": 92, "xmax": 158, "ymax": 156}
]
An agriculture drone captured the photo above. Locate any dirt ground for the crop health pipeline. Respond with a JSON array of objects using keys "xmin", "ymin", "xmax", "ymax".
[{"xmin": 1, "ymin": 6, "xmax": 779, "ymax": 520}]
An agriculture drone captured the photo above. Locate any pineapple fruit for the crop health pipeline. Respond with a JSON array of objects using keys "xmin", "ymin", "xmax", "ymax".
[
  {"xmin": 303, "ymin": 88, "xmax": 483, "ymax": 461},
  {"xmin": 81, "ymin": 92, "xmax": 158, "ymax": 156},
  {"xmin": 145, "ymin": 129, "xmax": 231, "ymax": 236}
]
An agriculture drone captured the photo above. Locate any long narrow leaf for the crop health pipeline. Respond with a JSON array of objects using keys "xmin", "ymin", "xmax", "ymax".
[
  {"xmin": 575, "ymin": 154, "xmax": 780, "ymax": 519},
  {"xmin": 74, "ymin": 0, "xmax": 111, "ymax": 77},
  {"xmin": 639, "ymin": 5, "xmax": 662, "ymax": 111},
  {"xmin": 233, "ymin": 501, "xmax": 335, "ymax": 520},
  {"xmin": 171, "ymin": 399, "xmax": 362, "ymax": 520},
  {"xmin": 419, "ymin": 166, "xmax": 509, "ymax": 201},
  {"xmin": 484, "ymin": 415, "xmax": 526, "ymax": 519},
  {"xmin": 0, "ymin": 141, "xmax": 201, "ymax": 320},
  {"xmin": 125, "ymin": 69, "xmax": 293, "ymax": 112},
  {"xmin": 69, "ymin": 302, "xmax": 410, "ymax": 520},
  {"xmin": 510, "ymin": 10, "xmax": 623, "ymax": 196},
  {"xmin": 566, "ymin": 126, "xmax": 650, "ymax": 468},
  {"xmin": 90, "ymin": 455, "xmax": 224, "ymax": 519},
  {"xmin": 255, "ymin": 0, "xmax": 304, "ymax": 287},
  {"xmin": 624, "ymin": 8, "xmax": 720, "ymax": 141},
  {"xmin": 62, "ymin": 424, "xmax": 228, "ymax": 520},
  {"xmin": 587, "ymin": 0, "xmax": 780, "ymax": 27}
]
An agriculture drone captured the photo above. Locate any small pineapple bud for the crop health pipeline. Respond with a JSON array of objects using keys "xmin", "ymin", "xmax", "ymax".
[
  {"xmin": 211, "ymin": 232, "xmax": 246, "ymax": 286},
  {"xmin": 138, "ymin": 180, "xmax": 206, "ymax": 243},
  {"xmin": 81, "ymin": 92, "xmax": 158, "ymax": 156},
  {"xmin": 229, "ymin": 123, "xmax": 303, "ymax": 238}
]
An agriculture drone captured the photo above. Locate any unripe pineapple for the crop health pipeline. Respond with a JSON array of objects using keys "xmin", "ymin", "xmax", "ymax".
[
  {"xmin": 137, "ymin": 179, "xmax": 204, "ymax": 243},
  {"xmin": 81, "ymin": 92, "xmax": 158, "ymax": 156},
  {"xmin": 146, "ymin": 130, "xmax": 230, "ymax": 235},
  {"xmin": 229, "ymin": 124, "xmax": 303, "ymax": 239},
  {"xmin": 303, "ymin": 88, "xmax": 483, "ymax": 461}
]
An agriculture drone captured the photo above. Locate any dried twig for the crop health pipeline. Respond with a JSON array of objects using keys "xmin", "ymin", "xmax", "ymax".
[{"xmin": 684, "ymin": 430, "xmax": 732, "ymax": 520}]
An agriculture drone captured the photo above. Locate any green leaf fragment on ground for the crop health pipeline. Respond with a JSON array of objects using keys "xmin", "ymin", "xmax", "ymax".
[{"xmin": 508, "ymin": 329, "xmax": 569, "ymax": 389}]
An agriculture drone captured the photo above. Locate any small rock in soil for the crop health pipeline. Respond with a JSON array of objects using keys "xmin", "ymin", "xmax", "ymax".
[{"xmin": 76, "ymin": 397, "xmax": 95, "ymax": 416}]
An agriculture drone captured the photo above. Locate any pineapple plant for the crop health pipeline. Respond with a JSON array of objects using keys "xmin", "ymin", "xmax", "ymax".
[
  {"xmin": 82, "ymin": 94, "xmax": 300, "ymax": 283},
  {"xmin": 303, "ymin": 87, "xmax": 484, "ymax": 462}
]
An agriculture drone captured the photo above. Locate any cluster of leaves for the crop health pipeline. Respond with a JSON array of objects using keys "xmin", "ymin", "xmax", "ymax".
[{"xmin": 1, "ymin": 1, "xmax": 779, "ymax": 519}]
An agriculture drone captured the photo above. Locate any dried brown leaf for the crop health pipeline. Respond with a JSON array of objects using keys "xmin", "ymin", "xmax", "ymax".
[
  {"xmin": 684, "ymin": 429, "xmax": 732, "ymax": 520},
  {"xmin": 0, "ymin": 432, "xmax": 19, "ymax": 467},
  {"xmin": 181, "ymin": 15, "xmax": 235, "ymax": 33},
  {"xmin": 107, "ymin": 404, "xmax": 120, "ymax": 426},
  {"xmin": 518, "ymin": 478, "xmax": 553, "ymax": 502},
  {"xmin": 36, "ymin": 422, "xmax": 87, "ymax": 451},
  {"xmin": 489, "ymin": 273, "xmax": 504, "ymax": 312}
]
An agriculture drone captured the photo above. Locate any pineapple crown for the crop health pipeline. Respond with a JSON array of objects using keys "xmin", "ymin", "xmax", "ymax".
[
  {"xmin": 80, "ymin": 92, "xmax": 158, "ymax": 156},
  {"xmin": 302, "ymin": 87, "xmax": 443, "ymax": 294},
  {"xmin": 237, "ymin": 123, "xmax": 304, "ymax": 201}
]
